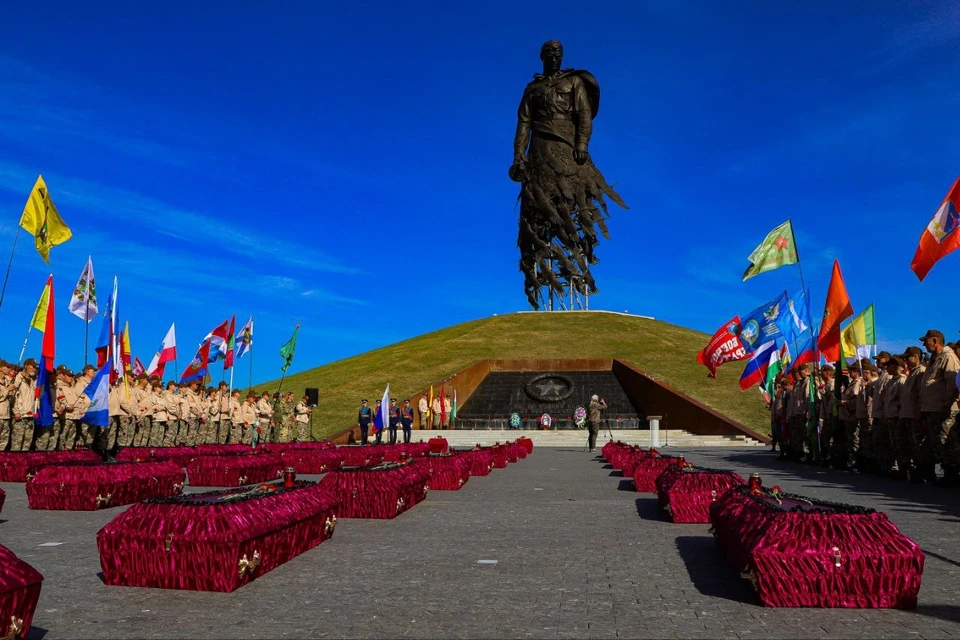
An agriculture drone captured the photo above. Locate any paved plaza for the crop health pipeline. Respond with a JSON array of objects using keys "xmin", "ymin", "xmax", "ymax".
[{"xmin": 1, "ymin": 447, "xmax": 959, "ymax": 639}]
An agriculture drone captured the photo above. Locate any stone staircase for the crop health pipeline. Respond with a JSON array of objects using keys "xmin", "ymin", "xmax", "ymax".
[{"xmin": 410, "ymin": 429, "xmax": 765, "ymax": 448}]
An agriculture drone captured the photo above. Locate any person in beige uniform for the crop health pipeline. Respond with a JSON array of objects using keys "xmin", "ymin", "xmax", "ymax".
[
  {"xmin": 237, "ymin": 390, "xmax": 259, "ymax": 444},
  {"xmin": 900, "ymin": 346, "xmax": 926, "ymax": 482},
  {"xmin": 857, "ymin": 362, "xmax": 877, "ymax": 471},
  {"xmin": 162, "ymin": 381, "xmax": 182, "ymax": 447},
  {"xmin": 817, "ymin": 365, "xmax": 836, "ymax": 465},
  {"xmin": 11, "ymin": 359, "xmax": 38, "ymax": 451},
  {"xmin": 225, "ymin": 388, "xmax": 242, "ymax": 443},
  {"xmin": 256, "ymin": 392, "xmax": 274, "ymax": 441},
  {"xmin": 294, "ymin": 396, "xmax": 311, "ymax": 442},
  {"xmin": 840, "ymin": 366, "xmax": 862, "ymax": 468},
  {"xmin": 0, "ymin": 361, "xmax": 15, "ymax": 450},
  {"xmin": 917, "ymin": 330, "xmax": 960, "ymax": 485},
  {"xmin": 131, "ymin": 375, "xmax": 152, "ymax": 447},
  {"xmin": 56, "ymin": 368, "xmax": 79, "ymax": 450},
  {"xmin": 73, "ymin": 365, "xmax": 97, "ymax": 449},
  {"xmin": 36, "ymin": 365, "xmax": 66, "ymax": 451},
  {"xmin": 786, "ymin": 365, "xmax": 812, "ymax": 461},
  {"xmin": 876, "ymin": 357, "xmax": 905, "ymax": 476},
  {"xmin": 147, "ymin": 380, "xmax": 167, "ymax": 447},
  {"xmin": 418, "ymin": 394, "xmax": 429, "ymax": 431},
  {"xmin": 180, "ymin": 381, "xmax": 203, "ymax": 446}
]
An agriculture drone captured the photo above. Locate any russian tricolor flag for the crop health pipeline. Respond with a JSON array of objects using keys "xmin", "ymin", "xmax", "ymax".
[
  {"xmin": 739, "ymin": 340, "xmax": 778, "ymax": 391},
  {"xmin": 911, "ymin": 177, "xmax": 960, "ymax": 280}
]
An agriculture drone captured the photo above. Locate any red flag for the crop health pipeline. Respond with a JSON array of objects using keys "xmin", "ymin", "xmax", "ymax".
[
  {"xmin": 131, "ymin": 357, "xmax": 146, "ymax": 378},
  {"xmin": 439, "ymin": 385, "xmax": 447, "ymax": 425},
  {"xmin": 224, "ymin": 315, "xmax": 236, "ymax": 371},
  {"xmin": 911, "ymin": 176, "xmax": 960, "ymax": 280},
  {"xmin": 816, "ymin": 260, "xmax": 854, "ymax": 362},
  {"xmin": 180, "ymin": 340, "xmax": 211, "ymax": 383},
  {"xmin": 34, "ymin": 275, "xmax": 56, "ymax": 426},
  {"xmin": 696, "ymin": 316, "xmax": 749, "ymax": 378}
]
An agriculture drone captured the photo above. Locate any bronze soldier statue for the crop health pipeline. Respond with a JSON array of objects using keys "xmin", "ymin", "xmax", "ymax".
[{"xmin": 510, "ymin": 40, "xmax": 627, "ymax": 310}]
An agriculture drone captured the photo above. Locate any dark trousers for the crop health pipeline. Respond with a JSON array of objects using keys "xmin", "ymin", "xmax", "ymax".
[
  {"xmin": 588, "ymin": 424, "xmax": 599, "ymax": 451},
  {"xmin": 402, "ymin": 421, "xmax": 412, "ymax": 443},
  {"xmin": 374, "ymin": 429, "xmax": 383, "ymax": 445},
  {"xmin": 389, "ymin": 420, "xmax": 399, "ymax": 445},
  {"xmin": 359, "ymin": 421, "xmax": 369, "ymax": 445}
]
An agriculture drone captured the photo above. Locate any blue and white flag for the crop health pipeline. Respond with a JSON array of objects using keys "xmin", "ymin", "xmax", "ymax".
[
  {"xmin": 373, "ymin": 384, "xmax": 390, "ymax": 433},
  {"xmin": 82, "ymin": 359, "xmax": 112, "ymax": 428},
  {"xmin": 738, "ymin": 291, "xmax": 788, "ymax": 353},
  {"xmin": 235, "ymin": 316, "xmax": 253, "ymax": 359},
  {"xmin": 776, "ymin": 287, "xmax": 811, "ymax": 347}
]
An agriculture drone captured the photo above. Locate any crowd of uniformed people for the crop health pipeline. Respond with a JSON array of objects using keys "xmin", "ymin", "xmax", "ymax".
[
  {"xmin": 0, "ymin": 360, "xmax": 314, "ymax": 460},
  {"xmin": 768, "ymin": 329, "xmax": 960, "ymax": 486}
]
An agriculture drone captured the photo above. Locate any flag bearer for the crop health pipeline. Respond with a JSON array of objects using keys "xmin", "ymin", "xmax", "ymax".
[
  {"xmin": 74, "ymin": 365, "xmax": 96, "ymax": 449},
  {"xmin": 132, "ymin": 375, "xmax": 152, "ymax": 447},
  {"xmin": 162, "ymin": 381, "xmax": 182, "ymax": 447},
  {"xmin": 401, "ymin": 399, "xmax": 415, "ymax": 444},
  {"xmin": 10, "ymin": 360, "xmax": 37, "ymax": 451},
  {"xmin": 357, "ymin": 399, "xmax": 372, "ymax": 445},
  {"xmin": 149, "ymin": 380, "xmax": 168, "ymax": 447},
  {"xmin": 373, "ymin": 399, "xmax": 383, "ymax": 445},
  {"xmin": 0, "ymin": 361, "xmax": 14, "ymax": 451}
]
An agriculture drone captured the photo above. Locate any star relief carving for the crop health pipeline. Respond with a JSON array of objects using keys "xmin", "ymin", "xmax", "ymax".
[{"xmin": 535, "ymin": 379, "xmax": 566, "ymax": 398}]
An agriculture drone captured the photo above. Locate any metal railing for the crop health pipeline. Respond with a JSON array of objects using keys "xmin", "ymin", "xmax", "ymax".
[{"xmin": 448, "ymin": 417, "xmax": 644, "ymax": 430}]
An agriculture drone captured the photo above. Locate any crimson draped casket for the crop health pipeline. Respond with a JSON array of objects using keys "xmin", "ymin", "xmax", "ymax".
[
  {"xmin": 261, "ymin": 441, "xmax": 335, "ymax": 453},
  {"xmin": 420, "ymin": 454, "xmax": 470, "ymax": 491},
  {"xmin": 26, "ymin": 461, "xmax": 185, "ymax": 510},
  {"xmin": 280, "ymin": 448, "xmax": 343, "ymax": 474},
  {"xmin": 655, "ymin": 465, "xmax": 744, "ymax": 523},
  {"xmin": 517, "ymin": 436, "xmax": 534, "ymax": 455},
  {"xmin": 428, "ymin": 437, "xmax": 449, "ymax": 454},
  {"xmin": 116, "ymin": 446, "xmax": 198, "ymax": 467},
  {"xmin": 337, "ymin": 446, "xmax": 385, "ymax": 468},
  {"xmin": 455, "ymin": 449, "xmax": 494, "ymax": 476},
  {"xmin": 187, "ymin": 453, "xmax": 284, "ymax": 487},
  {"xmin": 0, "ymin": 544, "xmax": 43, "ymax": 640},
  {"xmin": 621, "ymin": 448, "xmax": 651, "ymax": 478},
  {"xmin": 318, "ymin": 461, "xmax": 429, "ymax": 518},
  {"xmin": 601, "ymin": 440, "xmax": 628, "ymax": 463},
  {"xmin": 632, "ymin": 454, "xmax": 684, "ymax": 493},
  {"xmin": 194, "ymin": 444, "xmax": 254, "ymax": 456},
  {"xmin": 709, "ymin": 485, "xmax": 925, "ymax": 608},
  {"xmin": 97, "ymin": 481, "xmax": 339, "ymax": 592},
  {"xmin": 0, "ymin": 450, "xmax": 102, "ymax": 482}
]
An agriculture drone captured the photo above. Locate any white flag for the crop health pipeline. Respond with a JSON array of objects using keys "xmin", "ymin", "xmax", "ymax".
[
  {"xmin": 146, "ymin": 323, "xmax": 177, "ymax": 378},
  {"xmin": 68, "ymin": 256, "xmax": 98, "ymax": 322}
]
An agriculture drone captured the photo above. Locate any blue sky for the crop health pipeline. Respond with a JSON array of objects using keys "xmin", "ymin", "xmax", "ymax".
[{"xmin": 0, "ymin": 1, "xmax": 957, "ymax": 384}]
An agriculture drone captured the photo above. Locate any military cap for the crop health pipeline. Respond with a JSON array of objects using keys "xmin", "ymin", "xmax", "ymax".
[
  {"xmin": 821, "ymin": 364, "xmax": 834, "ymax": 373},
  {"xmin": 218, "ymin": 381, "xmax": 228, "ymax": 387},
  {"xmin": 246, "ymin": 390, "xmax": 258, "ymax": 399},
  {"xmin": 863, "ymin": 362, "xmax": 878, "ymax": 373},
  {"xmin": 56, "ymin": 364, "xmax": 71, "ymax": 375},
  {"xmin": 920, "ymin": 329, "xmax": 944, "ymax": 342},
  {"xmin": 886, "ymin": 356, "xmax": 903, "ymax": 368},
  {"xmin": 361, "ymin": 398, "xmax": 368, "ymax": 403},
  {"xmin": 874, "ymin": 351, "xmax": 891, "ymax": 361},
  {"xmin": 82, "ymin": 364, "xmax": 96, "ymax": 373},
  {"xmin": 390, "ymin": 397, "xmax": 397, "ymax": 402},
  {"xmin": 904, "ymin": 346, "xmax": 923, "ymax": 357},
  {"xmin": 22, "ymin": 358, "xmax": 37, "ymax": 368},
  {"xmin": 796, "ymin": 363, "xmax": 810, "ymax": 371},
  {"xmin": 149, "ymin": 374, "xmax": 161, "ymax": 382},
  {"xmin": 403, "ymin": 398, "xmax": 410, "ymax": 403},
  {"xmin": 135, "ymin": 374, "xmax": 148, "ymax": 382}
]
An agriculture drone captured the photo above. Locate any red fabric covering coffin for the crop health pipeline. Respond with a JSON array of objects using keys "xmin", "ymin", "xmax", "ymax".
[
  {"xmin": 621, "ymin": 450, "xmax": 651, "ymax": 478},
  {"xmin": 280, "ymin": 449, "xmax": 343, "ymax": 474},
  {"xmin": 654, "ymin": 466, "xmax": 744, "ymax": 523},
  {"xmin": 420, "ymin": 455, "xmax": 470, "ymax": 490},
  {"xmin": 709, "ymin": 487, "xmax": 925, "ymax": 608},
  {"xmin": 194, "ymin": 444, "xmax": 255, "ymax": 456},
  {"xmin": 396, "ymin": 442, "xmax": 431, "ymax": 458},
  {"xmin": 517, "ymin": 436, "xmax": 533, "ymax": 455},
  {"xmin": 319, "ymin": 462, "xmax": 429, "ymax": 518},
  {"xmin": 0, "ymin": 544, "xmax": 43, "ymax": 640},
  {"xmin": 427, "ymin": 437, "xmax": 449, "ymax": 454},
  {"xmin": 260, "ymin": 441, "xmax": 335, "ymax": 453},
  {"xmin": 116, "ymin": 446, "xmax": 198, "ymax": 468},
  {"xmin": 26, "ymin": 461, "xmax": 185, "ymax": 511},
  {"xmin": 608, "ymin": 444, "xmax": 641, "ymax": 470},
  {"xmin": 632, "ymin": 456, "xmax": 683, "ymax": 493},
  {"xmin": 336, "ymin": 446, "xmax": 385, "ymax": 468},
  {"xmin": 0, "ymin": 450, "xmax": 102, "ymax": 482},
  {"xmin": 97, "ymin": 481, "xmax": 339, "ymax": 592},
  {"xmin": 187, "ymin": 453, "xmax": 284, "ymax": 487},
  {"xmin": 600, "ymin": 440, "xmax": 624, "ymax": 462},
  {"xmin": 454, "ymin": 449, "xmax": 494, "ymax": 476},
  {"xmin": 489, "ymin": 446, "xmax": 509, "ymax": 468}
]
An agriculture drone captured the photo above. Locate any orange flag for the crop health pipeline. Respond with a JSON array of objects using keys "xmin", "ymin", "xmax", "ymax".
[{"xmin": 816, "ymin": 260, "xmax": 854, "ymax": 362}]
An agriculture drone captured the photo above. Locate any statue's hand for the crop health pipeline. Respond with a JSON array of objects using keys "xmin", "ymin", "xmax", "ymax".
[
  {"xmin": 574, "ymin": 145, "xmax": 589, "ymax": 165},
  {"xmin": 508, "ymin": 159, "xmax": 526, "ymax": 183}
]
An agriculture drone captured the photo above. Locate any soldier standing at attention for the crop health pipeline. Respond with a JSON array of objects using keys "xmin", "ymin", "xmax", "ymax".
[
  {"xmin": 237, "ymin": 391, "xmax": 260, "ymax": 444},
  {"xmin": 917, "ymin": 330, "xmax": 960, "ymax": 485},
  {"xmin": 357, "ymin": 399, "xmax": 372, "ymax": 445},
  {"xmin": 162, "ymin": 381, "xmax": 181, "ymax": 447},
  {"xmin": 373, "ymin": 399, "xmax": 384, "ymax": 445},
  {"xmin": 257, "ymin": 392, "xmax": 274, "ymax": 440},
  {"xmin": 388, "ymin": 398, "xmax": 400, "ymax": 445},
  {"xmin": 73, "ymin": 366, "xmax": 96, "ymax": 449},
  {"xmin": 148, "ymin": 380, "xmax": 167, "ymax": 447},
  {"xmin": 0, "ymin": 361, "xmax": 14, "ymax": 450},
  {"xmin": 10, "ymin": 359, "xmax": 37, "ymax": 451},
  {"xmin": 901, "ymin": 346, "xmax": 926, "ymax": 482},
  {"xmin": 283, "ymin": 391, "xmax": 296, "ymax": 440},
  {"xmin": 817, "ymin": 365, "xmax": 836, "ymax": 466},
  {"xmin": 418, "ymin": 394, "xmax": 429, "ymax": 431},
  {"xmin": 401, "ymin": 399, "xmax": 415, "ymax": 444},
  {"xmin": 294, "ymin": 395, "xmax": 311, "ymax": 442},
  {"xmin": 840, "ymin": 366, "xmax": 862, "ymax": 469},
  {"xmin": 877, "ymin": 357, "xmax": 905, "ymax": 477},
  {"xmin": 132, "ymin": 375, "xmax": 152, "ymax": 447}
]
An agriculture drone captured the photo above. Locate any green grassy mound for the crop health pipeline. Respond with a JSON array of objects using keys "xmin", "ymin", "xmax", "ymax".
[{"xmin": 263, "ymin": 312, "xmax": 767, "ymax": 440}]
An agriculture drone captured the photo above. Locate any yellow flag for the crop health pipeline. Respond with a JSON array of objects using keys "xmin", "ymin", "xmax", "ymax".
[
  {"xmin": 30, "ymin": 277, "xmax": 52, "ymax": 333},
  {"xmin": 839, "ymin": 303, "xmax": 876, "ymax": 361},
  {"xmin": 19, "ymin": 175, "xmax": 73, "ymax": 264},
  {"xmin": 428, "ymin": 385, "xmax": 434, "ymax": 420}
]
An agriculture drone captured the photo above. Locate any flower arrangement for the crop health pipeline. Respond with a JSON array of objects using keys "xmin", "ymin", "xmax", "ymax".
[{"xmin": 573, "ymin": 406, "xmax": 587, "ymax": 428}]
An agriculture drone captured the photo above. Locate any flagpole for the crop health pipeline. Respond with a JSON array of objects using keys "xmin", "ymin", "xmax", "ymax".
[
  {"xmin": 0, "ymin": 226, "xmax": 22, "ymax": 315},
  {"xmin": 17, "ymin": 326, "xmax": 32, "ymax": 365},
  {"xmin": 84, "ymin": 317, "xmax": 89, "ymax": 366},
  {"xmin": 248, "ymin": 346, "xmax": 253, "ymax": 391}
]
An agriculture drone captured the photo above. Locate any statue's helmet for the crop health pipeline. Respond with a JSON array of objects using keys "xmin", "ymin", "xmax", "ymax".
[{"xmin": 540, "ymin": 40, "xmax": 563, "ymax": 59}]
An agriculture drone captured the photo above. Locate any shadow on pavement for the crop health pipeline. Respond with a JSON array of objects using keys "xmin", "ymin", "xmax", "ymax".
[
  {"xmin": 674, "ymin": 535, "xmax": 756, "ymax": 605},
  {"xmin": 635, "ymin": 497, "xmax": 662, "ymax": 520},
  {"xmin": 913, "ymin": 604, "xmax": 960, "ymax": 624},
  {"xmin": 616, "ymin": 479, "xmax": 634, "ymax": 492}
]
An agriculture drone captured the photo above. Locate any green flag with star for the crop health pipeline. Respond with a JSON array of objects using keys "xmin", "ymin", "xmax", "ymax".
[
  {"xmin": 742, "ymin": 220, "xmax": 799, "ymax": 281},
  {"xmin": 279, "ymin": 323, "xmax": 299, "ymax": 373}
]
